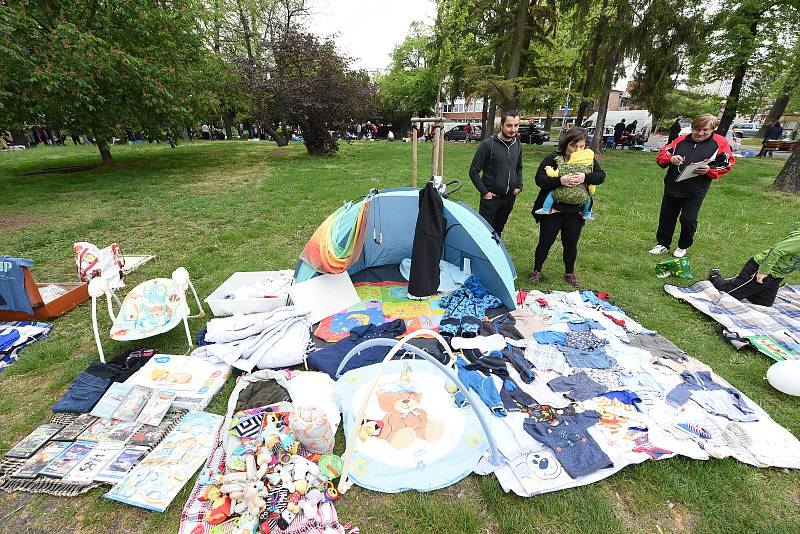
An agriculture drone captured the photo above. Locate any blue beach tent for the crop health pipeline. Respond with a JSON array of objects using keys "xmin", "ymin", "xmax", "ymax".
[{"xmin": 294, "ymin": 188, "xmax": 517, "ymax": 309}]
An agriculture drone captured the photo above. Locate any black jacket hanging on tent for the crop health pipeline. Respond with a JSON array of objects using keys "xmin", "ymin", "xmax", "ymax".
[{"xmin": 408, "ymin": 181, "xmax": 445, "ymax": 298}]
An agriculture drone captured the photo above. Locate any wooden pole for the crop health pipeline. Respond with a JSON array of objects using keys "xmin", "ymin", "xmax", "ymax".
[
  {"xmin": 431, "ymin": 125, "xmax": 438, "ymax": 179},
  {"xmin": 411, "ymin": 124, "xmax": 418, "ymax": 187},
  {"xmin": 438, "ymin": 124, "xmax": 445, "ymax": 177}
]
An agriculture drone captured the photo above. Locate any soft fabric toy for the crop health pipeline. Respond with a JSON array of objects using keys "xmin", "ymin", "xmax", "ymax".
[{"xmin": 536, "ymin": 148, "xmax": 598, "ymax": 219}]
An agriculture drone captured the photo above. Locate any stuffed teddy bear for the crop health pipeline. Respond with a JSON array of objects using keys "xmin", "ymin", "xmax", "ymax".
[{"xmin": 376, "ymin": 389, "xmax": 444, "ymax": 448}]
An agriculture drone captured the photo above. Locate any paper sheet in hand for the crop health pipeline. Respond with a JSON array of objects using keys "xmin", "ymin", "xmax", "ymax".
[
  {"xmin": 675, "ymin": 148, "xmax": 717, "ymax": 182},
  {"xmin": 289, "ymin": 271, "xmax": 360, "ymax": 324}
]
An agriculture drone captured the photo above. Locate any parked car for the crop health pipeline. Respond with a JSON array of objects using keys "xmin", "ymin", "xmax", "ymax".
[
  {"xmin": 732, "ymin": 122, "xmax": 762, "ymax": 138},
  {"xmin": 677, "ymin": 126, "xmax": 742, "ymax": 152},
  {"xmin": 518, "ymin": 124, "xmax": 550, "ymax": 144},
  {"xmin": 443, "ymin": 124, "xmax": 482, "ymax": 141}
]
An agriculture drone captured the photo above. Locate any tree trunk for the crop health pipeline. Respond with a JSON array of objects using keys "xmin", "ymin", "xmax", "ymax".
[
  {"xmin": 487, "ymin": 99, "xmax": 498, "ymax": 136},
  {"xmin": 590, "ymin": 4, "xmax": 626, "ymax": 154},
  {"xmin": 575, "ymin": 0, "xmax": 608, "ymax": 127},
  {"xmin": 718, "ymin": 14, "xmax": 761, "ymax": 135},
  {"xmin": 755, "ymin": 77, "xmax": 797, "ymax": 138},
  {"xmin": 480, "ymin": 95, "xmax": 489, "ymax": 139},
  {"xmin": 222, "ymin": 110, "xmax": 234, "ymax": 140},
  {"xmin": 504, "ymin": 0, "xmax": 531, "ymax": 108},
  {"xmin": 771, "ymin": 144, "xmax": 800, "ymax": 195},
  {"xmin": 92, "ymin": 129, "xmax": 113, "ymax": 164},
  {"xmin": 543, "ymin": 111, "xmax": 553, "ymax": 132},
  {"xmin": 262, "ymin": 123, "xmax": 287, "ymax": 146}
]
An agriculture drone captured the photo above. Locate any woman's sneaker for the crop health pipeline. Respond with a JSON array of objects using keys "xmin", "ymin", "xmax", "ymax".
[
  {"xmin": 648, "ymin": 245, "xmax": 668, "ymax": 254},
  {"xmin": 529, "ymin": 270, "xmax": 543, "ymax": 283},
  {"xmin": 564, "ymin": 273, "xmax": 580, "ymax": 287}
]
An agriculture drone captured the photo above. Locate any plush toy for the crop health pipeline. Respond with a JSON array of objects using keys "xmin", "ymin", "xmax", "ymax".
[
  {"xmin": 376, "ymin": 389, "xmax": 444, "ymax": 449},
  {"xmin": 300, "ymin": 488, "xmax": 325, "ymax": 518}
]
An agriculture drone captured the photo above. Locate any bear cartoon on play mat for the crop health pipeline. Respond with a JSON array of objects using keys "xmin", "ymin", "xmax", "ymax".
[{"xmin": 375, "ymin": 388, "xmax": 445, "ymax": 449}]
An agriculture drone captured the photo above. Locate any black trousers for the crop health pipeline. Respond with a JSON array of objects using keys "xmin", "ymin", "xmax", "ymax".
[
  {"xmin": 479, "ymin": 194, "xmax": 516, "ymax": 237},
  {"xmin": 534, "ymin": 212, "xmax": 584, "ymax": 273},
  {"xmin": 656, "ymin": 193, "xmax": 706, "ymax": 250},
  {"xmin": 711, "ymin": 258, "xmax": 783, "ymax": 306}
]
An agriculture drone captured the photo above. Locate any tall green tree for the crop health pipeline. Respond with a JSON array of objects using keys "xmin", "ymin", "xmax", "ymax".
[
  {"xmin": 0, "ymin": 1, "xmax": 220, "ymax": 163},
  {"xmin": 376, "ymin": 23, "xmax": 438, "ymax": 135},
  {"xmin": 691, "ymin": 0, "xmax": 800, "ymax": 135}
]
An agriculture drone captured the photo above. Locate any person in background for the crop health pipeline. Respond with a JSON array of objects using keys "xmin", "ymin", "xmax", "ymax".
[
  {"xmin": 708, "ymin": 227, "xmax": 800, "ymax": 306},
  {"xmin": 613, "ymin": 119, "xmax": 626, "ymax": 146},
  {"xmin": 649, "ymin": 113, "xmax": 735, "ymax": 258},
  {"xmin": 468, "ymin": 109, "xmax": 523, "ymax": 237},
  {"xmin": 668, "ymin": 117, "xmax": 682, "ymax": 144},
  {"xmin": 529, "ymin": 127, "xmax": 605, "ymax": 287},
  {"xmin": 201, "ymin": 123, "xmax": 210, "ymax": 140},
  {"xmin": 757, "ymin": 121, "xmax": 784, "ymax": 157},
  {"xmin": 464, "ymin": 122, "xmax": 473, "ymax": 143}
]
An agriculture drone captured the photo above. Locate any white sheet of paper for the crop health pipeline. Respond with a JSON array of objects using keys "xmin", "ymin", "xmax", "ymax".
[
  {"xmin": 675, "ymin": 148, "xmax": 718, "ymax": 182},
  {"xmin": 288, "ymin": 272, "xmax": 360, "ymax": 324}
]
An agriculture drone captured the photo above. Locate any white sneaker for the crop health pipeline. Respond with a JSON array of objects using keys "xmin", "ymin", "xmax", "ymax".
[
  {"xmin": 673, "ymin": 247, "xmax": 687, "ymax": 258},
  {"xmin": 648, "ymin": 245, "xmax": 668, "ymax": 254}
]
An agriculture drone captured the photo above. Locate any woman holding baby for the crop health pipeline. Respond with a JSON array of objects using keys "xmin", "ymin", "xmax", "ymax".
[{"xmin": 529, "ymin": 127, "xmax": 606, "ymax": 287}]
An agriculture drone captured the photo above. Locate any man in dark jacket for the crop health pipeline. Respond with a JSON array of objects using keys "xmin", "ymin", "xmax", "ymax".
[
  {"xmin": 613, "ymin": 119, "xmax": 626, "ymax": 145},
  {"xmin": 668, "ymin": 118, "xmax": 681, "ymax": 143},
  {"xmin": 469, "ymin": 110, "xmax": 522, "ymax": 237},
  {"xmin": 649, "ymin": 114, "xmax": 736, "ymax": 258},
  {"xmin": 757, "ymin": 122, "xmax": 784, "ymax": 157}
]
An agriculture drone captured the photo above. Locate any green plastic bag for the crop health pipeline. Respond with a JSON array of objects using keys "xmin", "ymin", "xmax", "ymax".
[{"xmin": 655, "ymin": 257, "xmax": 693, "ymax": 279}]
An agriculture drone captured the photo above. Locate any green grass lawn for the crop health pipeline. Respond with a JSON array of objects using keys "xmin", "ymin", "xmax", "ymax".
[{"xmin": 1, "ymin": 140, "xmax": 799, "ymax": 533}]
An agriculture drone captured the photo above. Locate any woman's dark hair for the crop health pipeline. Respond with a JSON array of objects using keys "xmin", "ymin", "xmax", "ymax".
[{"xmin": 558, "ymin": 127, "xmax": 589, "ymax": 154}]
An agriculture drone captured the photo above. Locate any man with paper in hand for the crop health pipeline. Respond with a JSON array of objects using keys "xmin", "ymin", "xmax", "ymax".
[{"xmin": 649, "ymin": 114, "xmax": 735, "ymax": 259}]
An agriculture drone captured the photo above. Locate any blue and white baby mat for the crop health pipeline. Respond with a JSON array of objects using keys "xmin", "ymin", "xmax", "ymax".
[{"xmin": 335, "ymin": 359, "xmax": 488, "ymax": 492}]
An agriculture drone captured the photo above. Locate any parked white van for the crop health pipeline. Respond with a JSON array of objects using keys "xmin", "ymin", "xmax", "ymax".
[{"xmin": 582, "ymin": 110, "xmax": 653, "ymax": 140}]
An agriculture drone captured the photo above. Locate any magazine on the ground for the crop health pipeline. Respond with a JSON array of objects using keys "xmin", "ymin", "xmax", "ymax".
[
  {"xmin": 53, "ymin": 414, "xmax": 99, "ymax": 441},
  {"xmin": 111, "ymin": 385, "xmax": 152, "ymax": 422},
  {"xmin": 63, "ymin": 443, "xmax": 124, "ymax": 483},
  {"xmin": 89, "ymin": 382, "xmax": 134, "ymax": 419},
  {"xmin": 94, "ymin": 445, "xmax": 149, "ymax": 484},
  {"xmin": 77, "ymin": 418, "xmax": 141, "ymax": 444},
  {"xmin": 5, "ymin": 424, "xmax": 64, "ymax": 459},
  {"xmin": 39, "ymin": 441, "xmax": 96, "ymax": 478},
  {"xmin": 128, "ymin": 410, "xmax": 183, "ymax": 447},
  {"xmin": 11, "ymin": 441, "xmax": 72, "ymax": 478},
  {"xmin": 136, "ymin": 390, "xmax": 176, "ymax": 426}
]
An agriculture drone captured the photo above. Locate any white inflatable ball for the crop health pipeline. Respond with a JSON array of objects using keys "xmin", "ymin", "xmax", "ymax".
[{"xmin": 766, "ymin": 359, "xmax": 800, "ymax": 397}]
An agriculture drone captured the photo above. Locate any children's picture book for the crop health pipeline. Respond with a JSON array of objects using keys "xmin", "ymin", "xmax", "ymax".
[
  {"xmin": 90, "ymin": 382, "xmax": 134, "ymax": 419},
  {"xmin": 77, "ymin": 418, "xmax": 142, "ymax": 444},
  {"xmin": 63, "ymin": 443, "xmax": 124, "ymax": 483},
  {"xmin": 127, "ymin": 355, "xmax": 230, "ymax": 411},
  {"xmin": 53, "ymin": 414, "xmax": 99, "ymax": 442},
  {"xmin": 111, "ymin": 385, "xmax": 152, "ymax": 422},
  {"xmin": 94, "ymin": 445, "xmax": 149, "ymax": 484},
  {"xmin": 5, "ymin": 424, "xmax": 64, "ymax": 459},
  {"xmin": 39, "ymin": 441, "xmax": 96, "ymax": 478},
  {"xmin": 12, "ymin": 441, "xmax": 72, "ymax": 478},
  {"xmin": 104, "ymin": 411, "xmax": 223, "ymax": 511},
  {"xmin": 129, "ymin": 410, "xmax": 183, "ymax": 448},
  {"xmin": 136, "ymin": 390, "xmax": 176, "ymax": 426}
]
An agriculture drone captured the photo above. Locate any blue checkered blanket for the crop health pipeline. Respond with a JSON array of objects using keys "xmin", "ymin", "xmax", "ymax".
[{"xmin": 664, "ymin": 281, "xmax": 800, "ymax": 357}]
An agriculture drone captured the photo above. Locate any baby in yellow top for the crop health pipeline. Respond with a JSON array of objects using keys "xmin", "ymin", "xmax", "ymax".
[{"xmin": 535, "ymin": 148, "xmax": 598, "ymax": 220}]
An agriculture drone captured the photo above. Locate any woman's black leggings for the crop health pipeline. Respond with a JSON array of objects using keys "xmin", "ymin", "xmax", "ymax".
[{"xmin": 534, "ymin": 212, "xmax": 584, "ymax": 273}]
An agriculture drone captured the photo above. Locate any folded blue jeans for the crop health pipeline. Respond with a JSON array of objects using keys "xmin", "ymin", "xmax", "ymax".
[{"xmin": 51, "ymin": 371, "xmax": 111, "ymax": 413}]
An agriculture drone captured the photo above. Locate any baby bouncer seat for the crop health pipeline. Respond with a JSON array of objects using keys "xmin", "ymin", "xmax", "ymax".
[{"xmin": 88, "ymin": 267, "xmax": 204, "ymax": 362}]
